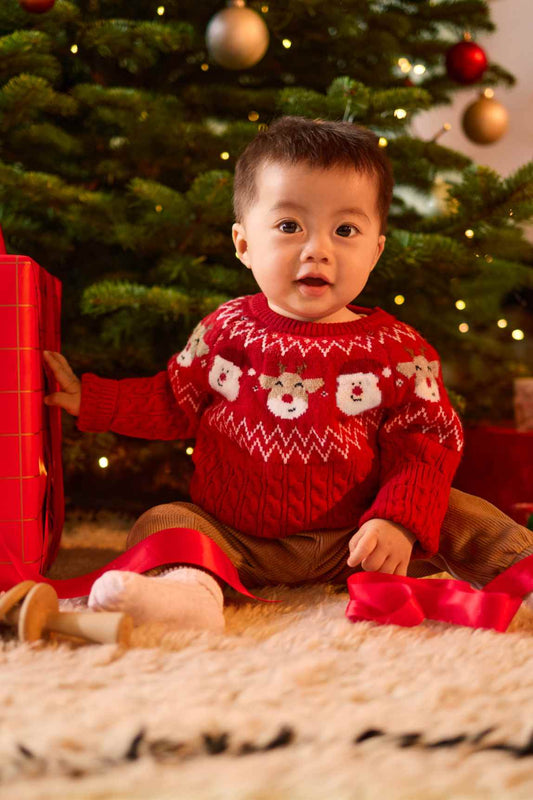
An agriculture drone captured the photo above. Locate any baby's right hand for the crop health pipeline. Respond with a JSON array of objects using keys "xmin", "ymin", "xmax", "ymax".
[{"xmin": 43, "ymin": 351, "xmax": 81, "ymax": 416}]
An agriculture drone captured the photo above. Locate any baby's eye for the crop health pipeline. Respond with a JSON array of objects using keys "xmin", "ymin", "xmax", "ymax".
[
  {"xmin": 278, "ymin": 220, "xmax": 301, "ymax": 234},
  {"xmin": 336, "ymin": 224, "xmax": 359, "ymax": 238}
]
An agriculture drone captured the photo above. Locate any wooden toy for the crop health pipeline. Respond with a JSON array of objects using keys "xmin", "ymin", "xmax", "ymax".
[{"xmin": 0, "ymin": 581, "xmax": 133, "ymax": 645}]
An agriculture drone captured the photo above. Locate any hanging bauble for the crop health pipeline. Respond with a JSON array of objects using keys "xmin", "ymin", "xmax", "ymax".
[
  {"xmin": 19, "ymin": 0, "xmax": 56, "ymax": 12},
  {"xmin": 446, "ymin": 40, "xmax": 487, "ymax": 84},
  {"xmin": 461, "ymin": 91, "xmax": 509, "ymax": 145},
  {"xmin": 206, "ymin": 0, "xmax": 269, "ymax": 70}
]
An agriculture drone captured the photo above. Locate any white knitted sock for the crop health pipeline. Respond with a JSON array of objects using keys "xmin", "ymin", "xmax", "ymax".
[{"xmin": 87, "ymin": 567, "xmax": 225, "ymax": 632}]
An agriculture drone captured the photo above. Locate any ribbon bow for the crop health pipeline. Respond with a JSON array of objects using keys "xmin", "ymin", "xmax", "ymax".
[{"xmin": 346, "ymin": 553, "xmax": 533, "ymax": 632}]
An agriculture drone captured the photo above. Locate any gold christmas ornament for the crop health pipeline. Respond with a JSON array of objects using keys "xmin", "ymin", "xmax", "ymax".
[
  {"xmin": 206, "ymin": 0, "xmax": 270, "ymax": 70},
  {"xmin": 461, "ymin": 91, "xmax": 509, "ymax": 145}
]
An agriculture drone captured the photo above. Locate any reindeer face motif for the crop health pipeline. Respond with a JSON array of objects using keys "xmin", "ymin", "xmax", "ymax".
[
  {"xmin": 396, "ymin": 352, "xmax": 440, "ymax": 402},
  {"xmin": 177, "ymin": 322, "xmax": 210, "ymax": 367},
  {"xmin": 259, "ymin": 363, "xmax": 324, "ymax": 419}
]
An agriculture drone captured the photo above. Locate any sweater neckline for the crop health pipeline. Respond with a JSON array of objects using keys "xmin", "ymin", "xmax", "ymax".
[{"xmin": 246, "ymin": 293, "xmax": 393, "ymax": 337}]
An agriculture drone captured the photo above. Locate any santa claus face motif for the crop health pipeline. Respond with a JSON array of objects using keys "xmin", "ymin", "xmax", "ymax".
[
  {"xmin": 336, "ymin": 371, "xmax": 382, "ymax": 415},
  {"xmin": 208, "ymin": 355, "xmax": 243, "ymax": 402}
]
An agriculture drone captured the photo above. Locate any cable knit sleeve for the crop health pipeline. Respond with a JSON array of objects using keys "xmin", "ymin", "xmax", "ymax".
[
  {"xmin": 77, "ymin": 309, "xmax": 222, "ymax": 440},
  {"xmin": 358, "ymin": 332, "xmax": 464, "ymax": 558}
]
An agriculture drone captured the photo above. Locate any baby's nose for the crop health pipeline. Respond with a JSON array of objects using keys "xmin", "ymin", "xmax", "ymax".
[{"xmin": 302, "ymin": 234, "xmax": 331, "ymax": 263}]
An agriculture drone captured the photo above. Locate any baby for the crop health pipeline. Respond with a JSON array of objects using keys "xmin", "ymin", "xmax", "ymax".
[{"xmin": 44, "ymin": 117, "xmax": 533, "ymax": 632}]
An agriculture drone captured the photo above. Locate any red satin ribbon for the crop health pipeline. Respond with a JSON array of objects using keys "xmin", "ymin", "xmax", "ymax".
[
  {"xmin": 3, "ymin": 525, "xmax": 532, "ymax": 631},
  {"xmin": 1, "ymin": 527, "xmax": 278, "ymax": 603},
  {"xmin": 346, "ymin": 553, "xmax": 533, "ymax": 632}
]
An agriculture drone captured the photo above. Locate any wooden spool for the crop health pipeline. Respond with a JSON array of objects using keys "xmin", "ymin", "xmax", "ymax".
[{"xmin": 0, "ymin": 581, "xmax": 133, "ymax": 646}]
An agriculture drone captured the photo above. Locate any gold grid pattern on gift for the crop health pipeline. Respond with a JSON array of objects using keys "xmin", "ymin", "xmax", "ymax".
[{"xmin": 0, "ymin": 257, "xmax": 45, "ymax": 566}]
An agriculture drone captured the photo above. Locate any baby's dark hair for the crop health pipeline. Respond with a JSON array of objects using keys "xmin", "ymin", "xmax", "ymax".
[{"xmin": 233, "ymin": 116, "xmax": 394, "ymax": 234}]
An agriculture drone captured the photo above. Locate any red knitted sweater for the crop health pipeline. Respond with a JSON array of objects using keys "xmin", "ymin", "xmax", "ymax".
[{"xmin": 77, "ymin": 293, "xmax": 464, "ymax": 558}]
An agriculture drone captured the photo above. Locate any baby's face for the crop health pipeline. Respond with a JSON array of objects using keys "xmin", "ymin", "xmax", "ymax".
[{"xmin": 232, "ymin": 161, "xmax": 385, "ymax": 324}]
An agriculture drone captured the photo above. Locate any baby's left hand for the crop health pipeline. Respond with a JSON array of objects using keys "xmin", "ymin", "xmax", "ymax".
[{"xmin": 347, "ymin": 519, "xmax": 417, "ymax": 576}]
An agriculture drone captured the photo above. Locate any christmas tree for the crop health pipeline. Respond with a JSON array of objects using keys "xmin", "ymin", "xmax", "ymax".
[{"xmin": 0, "ymin": 0, "xmax": 531, "ymax": 512}]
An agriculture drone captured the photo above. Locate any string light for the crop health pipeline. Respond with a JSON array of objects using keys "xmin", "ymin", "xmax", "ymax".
[
  {"xmin": 220, "ymin": 151, "xmax": 230, "ymax": 160},
  {"xmin": 248, "ymin": 111, "xmax": 259, "ymax": 121},
  {"xmin": 413, "ymin": 64, "xmax": 426, "ymax": 75},
  {"xmin": 98, "ymin": 457, "xmax": 109, "ymax": 469},
  {"xmin": 497, "ymin": 319, "xmax": 508, "ymax": 329},
  {"xmin": 70, "ymin": 45, "xmax": 78, "ymax": 54},
  {"xmin": 201, "ymin": 63, "xmax": 209, "ymax": 71},
  {"xmin": 398, "ymin": 58, "xmax": 411, "ymax": 73},
  {"xmin": 394, "ymin": 295, "xmax": 405, "ymax": 305},
  {"xmin": 261, "ymin": 4, "xmax": 269, "ymax": 12},
  {"xmin": 455, "ymin": 300, "xmax": 466, "ymax": 310},
  {"xmin": 512, "ymin": 329, "xmax": 525, "ymax": 341},
  {"xmin": 483, "ymin": 88, "xmax": 494, "ymax": 99},
  {"xmin": 282, "ymin": 39, "xmax": 292, "ymax": 49},
  {"xmin": 465, "ymin": 229, "xmax": 474, "ymax": 239},
  {"xmin": 157, "ymin": 6, "xmax": 165, "ymax": 15},
  {"xmin": 155, "ymin": 205, "xmax": 163, "ymax": 213},
  {"xmin": 186, "ymin": 447, "xmax": 194, "ymax": 455},
  {"xmin": 485, "ymin": 255, "xmax": 493, "ymax": 263},
  {"xmin": 378, "ymin": 137, "xmax": 388, "ymax": 147},
  {"xmin": 459, "ymin": 323, "xmax": 469, "ymax": 333},
  {"xmin": 394, "ymin": 108, "xmax": 407, "ymax": 119}
]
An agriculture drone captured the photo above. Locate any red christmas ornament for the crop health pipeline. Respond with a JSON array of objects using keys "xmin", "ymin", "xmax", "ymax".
[
  {"xmin": 446, "ymin": 40, "xmax": 488, "ymax": 84},
  {"xmin": 19, "ymin": 0, "xmax": 56, "ymax": 13}
]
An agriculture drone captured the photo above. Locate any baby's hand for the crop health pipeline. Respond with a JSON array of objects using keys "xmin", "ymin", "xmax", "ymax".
[
  {"xmin": 43, "ymin": 351, "xmax": 81, "ymax": 416},
  {"xmin": 347, "ymin": 519, "xmax": 416, "ymax": 576}
]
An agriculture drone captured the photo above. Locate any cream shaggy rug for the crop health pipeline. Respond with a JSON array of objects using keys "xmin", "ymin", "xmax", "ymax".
[{"xmin": 1, "ymin": 512, "xmax": 533, "ymax": 800}]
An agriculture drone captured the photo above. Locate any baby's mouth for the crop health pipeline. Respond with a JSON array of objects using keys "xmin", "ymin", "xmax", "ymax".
[{"xmin": 297, "ymin": 277, "xmax": 330, "ymax": 286}]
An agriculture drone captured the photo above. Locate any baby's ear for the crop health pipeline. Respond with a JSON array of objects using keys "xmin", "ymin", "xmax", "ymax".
[
  {"xmin": 371, "ymin": 234, "xmax": 386, "ymax": 270},
  {"xmin": 232, "ymin": 222, "xmax": 251, "ymax": 268}
]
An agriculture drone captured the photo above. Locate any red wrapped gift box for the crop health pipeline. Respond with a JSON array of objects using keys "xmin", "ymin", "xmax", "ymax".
[
  {"xmin": 453, "ymin": 424, "xmax": 533, "ymax": 521},
  {"xmin": 0, "ymin": 230, "xmax": 64, "ymax": 589}
]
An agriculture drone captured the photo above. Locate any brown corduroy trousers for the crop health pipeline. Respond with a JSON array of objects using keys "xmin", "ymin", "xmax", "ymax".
[{"xmin": 127, "ymin": 488, "xmax": 533, "ymax": 591}]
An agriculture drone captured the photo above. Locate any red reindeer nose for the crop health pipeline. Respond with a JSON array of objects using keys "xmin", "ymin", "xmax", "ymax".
[
  {"xmin": 282, "ymin": 394, "xmax": 293, "ymax": 403},
  {"xmin": 352, "ymin": 386, "xmax": 363, "ymax": 397},
  {"xmin": 219, "ymin": 372, "xmax": 227, "ymax": 382},
  {"xmin": 426, "ymin": 377, "xmax": 432, "ymax": 388}
]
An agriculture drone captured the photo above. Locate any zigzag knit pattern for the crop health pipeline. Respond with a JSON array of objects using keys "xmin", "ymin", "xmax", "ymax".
[{"xmin": 78, "ymin": 293, "xmax": 464, "ymax": 557}]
